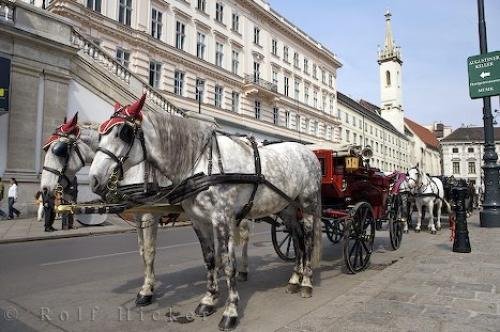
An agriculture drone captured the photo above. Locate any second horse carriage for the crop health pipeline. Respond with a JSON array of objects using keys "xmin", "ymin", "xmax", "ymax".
[{"xmin": 271, "ymin": 144, "xmax": 408, "ymax": 273}]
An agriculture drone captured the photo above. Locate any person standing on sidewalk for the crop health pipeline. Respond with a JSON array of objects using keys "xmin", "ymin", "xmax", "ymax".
[
  {"xmin": 0, "ymin": 177, "xmax": 7, "ymax": 219},
  {"xmin": 41, "ymin": 187, "xmax": 56, "ymax": 232},
  {"xmin": 7, "ymin": 178, "xmax": 21, "ymax": 219}
]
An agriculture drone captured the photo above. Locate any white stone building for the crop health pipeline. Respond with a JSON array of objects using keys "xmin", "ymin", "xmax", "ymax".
[
  {"xmin": 441, "ymin": 127, "xmax": 500, "ymax": 186},
  {"xmin": 40, "ymin": 0, "xmax": 342, "ymax": 143}
]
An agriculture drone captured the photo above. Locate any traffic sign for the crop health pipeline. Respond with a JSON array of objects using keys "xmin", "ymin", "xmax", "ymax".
[{"xmin": 468, "ymin": 51, "xmax": 500, "ymax": 99}]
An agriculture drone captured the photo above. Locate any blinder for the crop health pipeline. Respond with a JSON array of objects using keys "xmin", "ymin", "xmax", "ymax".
[
  {"xmin": 119, "ymin": 124, "xmax": 135, "ymax": 144},
  {"xmin": 52, "ymin": 141, "xmax": 70, "ymax": 158}
]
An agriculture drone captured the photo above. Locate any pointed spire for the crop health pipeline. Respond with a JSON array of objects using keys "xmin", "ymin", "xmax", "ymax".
[
  {"xmin": 384, "ymin": 10, "xmax": 394, "ymax": 52},
  {"xmin": 378, "ymin": 10, "xmax": 402, "ymax": 64}
]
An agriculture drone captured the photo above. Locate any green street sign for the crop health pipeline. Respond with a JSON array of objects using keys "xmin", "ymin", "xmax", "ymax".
[{"xmin": 468, "ymin": 51, "xmax": 500, "ymax": 99}]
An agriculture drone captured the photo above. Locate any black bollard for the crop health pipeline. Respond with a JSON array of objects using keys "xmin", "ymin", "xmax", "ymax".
[{"xmin": 452, "ymin": 186, "xmax": 472, "ymax": 253}]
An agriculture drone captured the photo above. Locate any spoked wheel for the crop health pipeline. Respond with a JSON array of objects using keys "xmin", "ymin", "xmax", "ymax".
[
  {"xmin": 389, "ymin": 196, "xmax": 404, "ymax": 250},
  {"xmin": 343, "ymin": 202, "xmax": 375, "ymax": 274},
  {"xmin": 271, "ymin": 217, "xmax": 296, "ymax": 261},
  {"xmin": 323, "ymin": 218, "xmax": 345, "ymax": 244}
]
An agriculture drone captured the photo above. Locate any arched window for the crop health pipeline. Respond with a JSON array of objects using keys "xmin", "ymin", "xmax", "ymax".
[{"xmin": 386, "ymin": 70, "xmax": 391, "ymax": 86}]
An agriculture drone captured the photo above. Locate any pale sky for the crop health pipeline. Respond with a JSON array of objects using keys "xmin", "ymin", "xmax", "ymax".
[{"xmin": 268, "ymin": 0, "xmax": 500, "ymax": 129}]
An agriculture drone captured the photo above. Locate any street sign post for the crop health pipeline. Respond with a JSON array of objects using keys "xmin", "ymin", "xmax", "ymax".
[{"xmin": 468, "ymin": 51, "xmax": 500, "ymax": 99}]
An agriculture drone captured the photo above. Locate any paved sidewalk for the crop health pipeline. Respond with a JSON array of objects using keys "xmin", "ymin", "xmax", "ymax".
[{"xmin": 279, "ymin": 211, "xmax": 500, "ymax": 332}]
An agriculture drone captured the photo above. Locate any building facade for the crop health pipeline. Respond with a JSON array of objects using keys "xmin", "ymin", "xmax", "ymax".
[
  {"xmin": 43, "ymin": 0, "xmax": 342, "ymax": 143},
  {"xmin": 441, "ymin": 127, "xmax": 500, "ymax": 186}
]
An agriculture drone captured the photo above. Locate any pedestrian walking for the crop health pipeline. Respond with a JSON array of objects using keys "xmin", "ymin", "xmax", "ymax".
[
  {"xmin": 35, "ymin": 191, "xmax": 44, "ymax": 222},
  {"xmin": 41, "ymin": 187, "xmax": 56, "ymax": 232},
  {"xmin": 0, "ymin": 177, "xmax": 7, "ymax": 219},
  {"xmin": 7, "ymin": 178, "xmax": 21, "ymax": 219}
]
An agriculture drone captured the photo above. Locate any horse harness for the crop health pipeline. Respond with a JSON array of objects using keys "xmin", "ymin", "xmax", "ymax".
[{"xmin": 100, "ymin": 120, "xmax": 301, "ymax": 225}]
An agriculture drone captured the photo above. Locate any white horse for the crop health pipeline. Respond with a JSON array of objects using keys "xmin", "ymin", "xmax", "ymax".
[
  {"xmin": 41, "ymin": 114, "xmax": 166, "ymax": 307},
  {"xmin": 88, "ymin": 94, "xmax": 323, "ymax": 331},
  {"xmin": 407, "ymin": 166, "xmax": 449, "ymax": 234}
]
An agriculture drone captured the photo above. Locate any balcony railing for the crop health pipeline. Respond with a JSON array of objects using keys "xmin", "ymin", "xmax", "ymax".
[
  {"xmin": 71, "ymin": 29, "xmax": 184, "ymax": 116},
  {"xmin": 0, "ymin": 0, "xmax": 14, "ymax": 23},
  {"xmin": 244, "ymin": 74, "xmax": 278, "ymax": 93}
]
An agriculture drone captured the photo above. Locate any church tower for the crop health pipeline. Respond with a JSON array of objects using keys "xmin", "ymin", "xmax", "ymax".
[{"xmin": 378, "ymin": 11, "xmax": 404, "ymax": 133}]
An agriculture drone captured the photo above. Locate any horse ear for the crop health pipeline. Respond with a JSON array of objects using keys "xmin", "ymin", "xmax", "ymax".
[{"xmin": 128, "ymin": 93, "xmax": 146, "ymax": 117}]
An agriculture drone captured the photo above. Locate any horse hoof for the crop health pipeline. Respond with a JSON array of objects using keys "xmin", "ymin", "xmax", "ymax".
[
  {"xmin": 135, "ymin": 293, "xmax": 153, "ymax": 307},
  {"xmin": 431, "ymin": 230, "xmax": 437, "ymax": 235},
  {"xmin": 236, "ymin": 271, "xmax": 248, "ymax": 282},
  {"xmin": 286, "ymin": 283, "xmax": 301, "ymax": 294},
  {"xmin": 218, "ymin": 315, "xmax": 238, "ymax": 331},
  {"xmin": 195, "ymin": 303, "xmax": 216, "ymax": 317},
  {"xmin": 415, "ymin": 229, "xmax": 421, "ymax": 233},
  {"xmin": 300, "ymin": 286, "xmax": 312, "ymax": 298},
  {"xmin": 436, "ymin": 226, "xmax": 442, "ymax": 231},
  {"xmin": 403, "ymin": 229, "xmax": 409, "ymax": 234}
]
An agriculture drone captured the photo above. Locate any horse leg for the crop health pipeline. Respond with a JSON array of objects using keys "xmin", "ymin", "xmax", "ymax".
[
  {"xmin": 428, "ymin": 200, "xmax": 436, "ymax": 234},
  {"xmin": 215, "ymin": 219, "xmax": 240, "ymax": 331},
  {"xmin": 280, "ymin": 209, "xmax": 304, "ymax": 294},
  {"xmin": 415, "ymin": 202, "xmax": 422, "ymax": 233},
  {"xmin": 299, "ymin": 212, "xmax": 315, "ymax": 298},
  {"xmin": 192, "ymin": 221, "xmax": 219, "ymax": 317},
  {"xmin": 136, "ymin": 213, "xmax": 159, "ymax": 306},
  {"xmin": 435, "ymin": 199, "xmax": 443, "ymax": 231},
  {"xmin": 236, "ymin": 219, "xmax": 249, "ymax": 282}
]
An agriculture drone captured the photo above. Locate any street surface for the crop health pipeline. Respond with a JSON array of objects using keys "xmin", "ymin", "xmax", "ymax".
[{"xmin": 1, "ymin": 213, "xmax": 499, "ymax": 331}]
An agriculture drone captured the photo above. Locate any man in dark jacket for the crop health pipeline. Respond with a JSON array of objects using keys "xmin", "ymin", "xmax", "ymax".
[{"xmin": 41, "ymin": 187, "xmax": 56, "ymax": 232}]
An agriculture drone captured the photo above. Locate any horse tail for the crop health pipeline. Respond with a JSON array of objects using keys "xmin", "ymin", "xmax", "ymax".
[{"xmin": 311, "ymin": 190, "xmax": 322, "ymax": 268}]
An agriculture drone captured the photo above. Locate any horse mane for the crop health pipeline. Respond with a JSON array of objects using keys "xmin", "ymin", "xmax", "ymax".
[{"xmin": 143, "ymin": 110, "xmax": 216, "ymax": 182}]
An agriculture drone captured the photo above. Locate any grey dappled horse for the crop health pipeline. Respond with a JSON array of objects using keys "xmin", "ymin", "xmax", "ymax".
[
  {"xmin": 88, "ymin": 95, "xmax": 323, "ymax": 331},
  {"xmin": 407, "ymin": 166, "xmax": 450, "ymax": 234},
  {"xmin": 40, "ymin": 114, "xmax": 166, "ymax": 306}
]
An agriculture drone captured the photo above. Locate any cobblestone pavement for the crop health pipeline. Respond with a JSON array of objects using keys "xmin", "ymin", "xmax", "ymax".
[{"xmin": 279, "ymin": 211, "xmax": 500, "ymax": 332}]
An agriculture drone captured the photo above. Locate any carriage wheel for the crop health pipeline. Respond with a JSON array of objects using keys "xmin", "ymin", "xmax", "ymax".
[
  {"xmin": 271, "ymin": 217, "xmax": 296, "ymax": 261},
  {"xmin": 323, "ymin": 218, "xmax": 345, "ymax": 244},
  {"xmin": 389, "ymin": 196, "xmax": 404, "ymax": 250},
  {"xmin": 343, "ymin": 202, "xmax": 375, "ymax": 274}
]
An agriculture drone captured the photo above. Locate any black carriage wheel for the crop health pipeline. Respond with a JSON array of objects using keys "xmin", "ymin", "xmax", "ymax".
[
  {"xmin": 271, "ymin": 218, "xmax": 296, "ymax": 262},
  {"xmin": 389, "ymin": 196, "xmax": 404, "ymax": 250},
  {"xmin": 343, "ymin": 202, "xmax": 375, "ymax": 274},
  {"xmin": 323, "ymin": 218, "xmax": 345, "ymax": 244}
]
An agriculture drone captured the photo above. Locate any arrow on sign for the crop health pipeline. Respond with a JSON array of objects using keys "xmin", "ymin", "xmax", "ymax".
[{"xmin": 480, "ymin": 71, "xmax": 491, "ymax": 79}]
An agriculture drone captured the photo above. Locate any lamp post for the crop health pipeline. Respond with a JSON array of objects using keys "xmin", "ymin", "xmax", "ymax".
[
  {"xmin": 477, "ymin": 0, "xmax": 500, "ymax": 227},
  {"xmin": 197, "ymin": 82, "xmax": 204, "ymax": 114}
]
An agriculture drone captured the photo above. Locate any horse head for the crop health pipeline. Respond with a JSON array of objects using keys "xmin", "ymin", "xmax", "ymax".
[
  {"xmin": 89, "ymin": 94, "xmax": 147, "ymax": 198},
  {"xmin": 406, "ymin": 165, "xmax": 423, "ymax": 190},
  {"xmin": 41, "ymin": 113, "xmax": 95, "ymax": 193}
]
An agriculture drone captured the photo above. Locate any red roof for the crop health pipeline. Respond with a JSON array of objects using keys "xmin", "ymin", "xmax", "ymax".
[{"xmin": 404, "ymin": 118, "xmax": 440, "ymax": 150}]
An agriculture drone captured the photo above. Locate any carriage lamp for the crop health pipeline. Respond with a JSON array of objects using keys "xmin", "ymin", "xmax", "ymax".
[{"xmin": 342, "ymin": 178, "xmax": 348, "ymax": 191}]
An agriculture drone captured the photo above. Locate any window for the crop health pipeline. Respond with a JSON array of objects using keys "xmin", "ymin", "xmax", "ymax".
[
  {"xmin": 345, "ymin": 112, "xmax": 349, "ymax": 124},
  {"xmin": 329, "ymin": 74, "xmax": 333, "ymax": 88},
  {"xmin": 468, "ymin": 162, "xmax": 476, "ymax": 174},
  {"xmin": 452, "ymin": 147, "xmax": 459, "ymax": 153},
  {"xmin": 254, "ymin": 100, "xmax": 261, "ymax": 119},
  {"xmin": 174, "ymin": 70, "xmax": 184, "ymax": 95},
  {"xmin": 215, "ymin": 2, "xmax": 224, "ymax": 23},
  {"xmin": 231, "ymin": 50, "xmax": 239, "ymax": 75},
  {"xmin": 272, "ymin": 70, "xmax": 278, "ymax": 86},
  {"xmin": 386, "ymin": 70, "xmax": 391, "ymax": 86},
  {"xmin": 312, "ymin": 64, "xmax": 317, "ymax": 79},
  {"xmin": 304, "ymin": 84, "xmax": 309, "ymax": 104},
  {"xmin": 313, "ymin": 90, "xmax": 318, "ymax": 108},
  {"xmin": 195, "ymin": 78, "xmax": 205, "ymax": 102},
  {"xmin": 87, "ymin": 0, "xmax": 101, "ymax": 12},
  {"xmin": 253, "ymin": 62, "xmax": 260, "ymax": 81},
  {"xmin": 215, "ymin": 42, "xmax": 224, "ymax": 67},
  {"xmin": 284, "ymin": 76, "xmax": 289, "ymax": 96},
  {"xmin": 149, "ymin": 61, "xmax": 161, "ymax": 88},
  {"xmin": 296, "ymin": 114, "xmax": 301, "ymax": 131},
  {"xmin": 321, "ymin": 69, "xmax": 326, "ymax": 84},
  {"xmin": 283, "ymin": 46, "xmax": 289, "ymax": 62},
  {"xmin": 329, "ymin": 96, "xmax": 334, "ymax": 113},
  {"xmin": 214, "ymin": 85, "xmax": 223, "ymax": 108},
  {"xmin": 231, "ymin": 13, "xmax": 239, "ymax": 32},
  {"xmin": 322, "ymin": 93, "xmax": 327, "ymax": 111},
  {"xmin": 346, "ymin": 129, "xmax": 350, "ymax": 142},
  {"xmin": 196, "ymin": 0, "xmax": 206, "ymax": 13},
  {"xmin": 231, "ymin": 91, "xmax": 239, "ymax": 112},
  {"xmin": 116, "ymin": 48, "xmax": 130, "ymax": 68},
  {"xmin": 254, "ymin": 26, "xmax": 260, "ymax": 45},
  {"xmin": 468, "ymin": 147, "xmax": 474, "ymax": 153},
  {"xmin": 273, "ymin": 107, "xmax": 279, "ymax": 125},
  {"xmin": 294, "ymin": 80, "xmax": 300, "ymax": 100},
  {"xmin": 272, "ymin": 39, "xmax": 278, "ymax": 56},
  {"xmin": 353, "ymin": 133, "xmax": 357, "ymax": 143},
  {"xmin": 118, "ymin": 0, "xmax": 132, "ymax": 26},
  {"xmin": 293, "ymin": 52, "xmax": 299, "ymax": 67},
  {"xmin": 196, "ymin": 32, "xmax": 206, "ymax": 59},
  {"xmin": 151, "ymin": 8, "xmax": 162, "ymax": 39},
  {"xmin": 285, "ymin": 111, "xmax": 290, "ymax": 128},
  {"xmin": 303, "ymin": 58, "xmax": 309, "ymax": 74},
  {"xmin": 453, "ymin": 161, "xmax": 460, "ymax": 174},
  {"xmin": 175, "ymin": 21, "xmax": 185, "ymax": 50}
]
